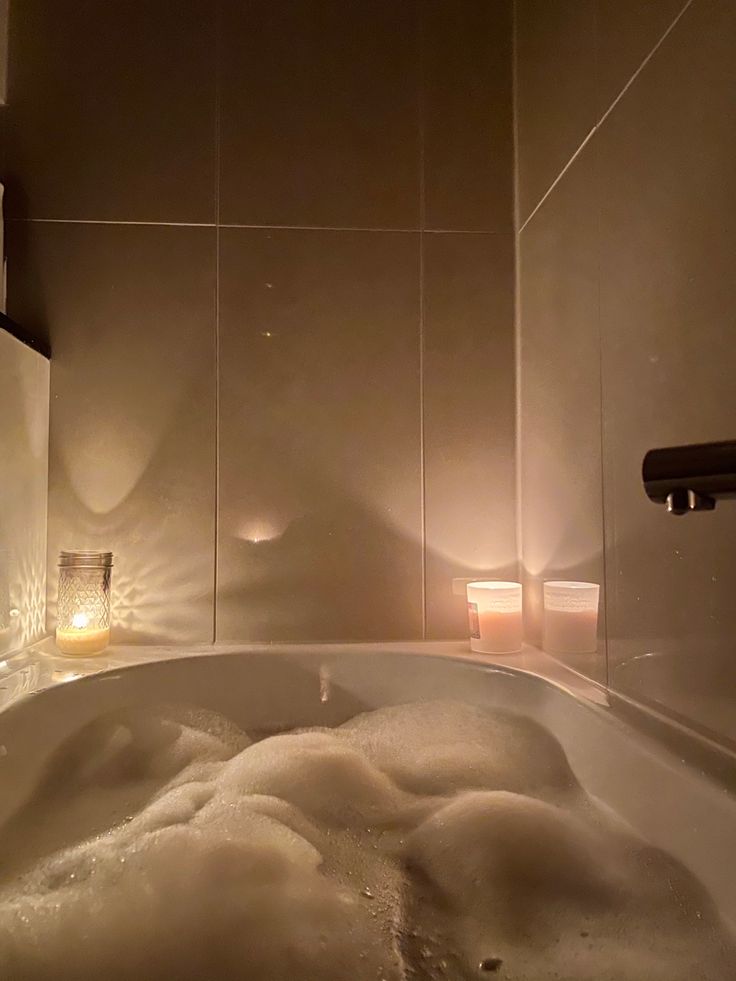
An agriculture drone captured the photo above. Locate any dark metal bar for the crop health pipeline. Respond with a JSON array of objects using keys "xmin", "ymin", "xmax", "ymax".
[{"xmin": 643, "ymin": 440, "xmax": 736, "ymax": 514}]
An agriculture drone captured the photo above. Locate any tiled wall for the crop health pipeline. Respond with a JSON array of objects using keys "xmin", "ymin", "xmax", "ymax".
[
  {"xmin": 0, "ymin": 328, "xmax": 49, "ymax": 654},
  {"xmin": 516, "ymin": 0, "xmax": 736, "ymax": 748},
  {"xmin": 2, "ymin": 0, "xmax": 516, "ymax": 643}
]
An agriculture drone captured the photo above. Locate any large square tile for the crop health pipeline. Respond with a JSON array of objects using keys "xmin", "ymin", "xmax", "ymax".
[
  {"xmin": 219, "ymin": 0, "xmax": 420, "ymax": 229},
  {"xmin": 423, "ymin": 232, "xmax": 516, "ymax": 638},
  {"xmin": 217, "ymin": 227, "xmax": 422, "ymax": 641},
  {"xmin": 3, "ymin": 0, "xmax": 216, "ymax": 221},
  {"xmin": 6, "ymin": 222, "xmax": 217, "ymax": 643},
  {"xmin": 422, "ymin": 0, "xmax": 513, "ymax": 231}
]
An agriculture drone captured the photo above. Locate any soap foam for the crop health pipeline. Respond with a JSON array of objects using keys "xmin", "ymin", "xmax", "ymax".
[{"xmin": 0, "ymin": 699, "xmax": 733, "ymax": 980}]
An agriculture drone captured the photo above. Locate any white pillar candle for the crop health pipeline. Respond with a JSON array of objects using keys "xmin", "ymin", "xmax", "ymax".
[
  {"xmin": 543, "ymin": 581, "xmax": 600, "ymax": 654},
  {"xmin": 466, "ymin": 581, "xmax": 523, "ymax": 655}
]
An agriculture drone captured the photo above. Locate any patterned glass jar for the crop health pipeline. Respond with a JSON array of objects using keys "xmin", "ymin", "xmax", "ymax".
[{"xmin": 56, "ymin": 551, "xmax": 113, "ymax": 656}]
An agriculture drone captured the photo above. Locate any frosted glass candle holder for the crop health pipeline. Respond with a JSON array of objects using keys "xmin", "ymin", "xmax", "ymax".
[
  {"xmin": 466, "ymin": 581, "xmax": 523, "ymax": 655},
  {"xmin": 56, "ymin": 550, "xmax": 113, "ymax": 656},
  {"xmin": 543, "ymin": 581, "xmax": 600, "ymax": 655}
]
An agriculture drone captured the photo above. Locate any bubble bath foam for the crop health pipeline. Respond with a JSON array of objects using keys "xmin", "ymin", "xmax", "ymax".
[{"xmin": 0, "ymin": 650, "xmax": 733, "ymax": 981}]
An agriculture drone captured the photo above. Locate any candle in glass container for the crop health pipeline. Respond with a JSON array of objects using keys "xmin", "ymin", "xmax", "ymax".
[
  {"xmin": 55, "ymin": 551, "xmax": 112, "ymax": 656},
  {"xmin": 543, "ymin": 581, "xmax": 599, "ymax": 654},
  {"xmin": 466, "ymin": 581, "xmax": 523, "ymax": 655},
  {"xmin": 56, "ymin": 611, "xmax": 111, "ymax": 655}
]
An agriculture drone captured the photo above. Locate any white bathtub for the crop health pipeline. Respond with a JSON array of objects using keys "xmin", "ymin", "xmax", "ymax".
[{"xmin": 1, "ymin": 645, "xmax": 735, "ymax": 932}]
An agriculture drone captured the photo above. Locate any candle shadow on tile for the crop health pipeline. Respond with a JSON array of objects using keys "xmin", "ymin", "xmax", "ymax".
[{"xmin": 217, "ymin": 480, "xmax": 423, "ymax": 643}]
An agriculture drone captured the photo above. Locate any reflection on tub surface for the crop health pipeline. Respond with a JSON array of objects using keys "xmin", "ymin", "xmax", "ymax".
[{"xmin": 0, "ymin": 699, "xmax": 733, "ymax": 980}]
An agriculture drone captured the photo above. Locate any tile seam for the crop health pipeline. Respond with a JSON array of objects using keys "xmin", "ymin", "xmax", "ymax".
[
  {"xmin": 418, "ymin": 0, "xmax": 428, "ymax": 639},
  {"xmin": 518, "ymin": 0, "xmax": 695, "ymax": 233},
  {"xmin": 11, "ymin": 218, "xmax": 510, "ymax": 235},
  {"xmin": 212, "ymin": 0, "xmax": 222, "ymax": 644}
]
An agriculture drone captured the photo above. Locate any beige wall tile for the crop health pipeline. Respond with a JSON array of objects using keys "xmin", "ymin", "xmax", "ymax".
[
  {"xmin": 423, "ymin": 232, "xmax": 516, "ymax": 638},
  {"xmin": 423, "ymin": 0, "xmax": 513, "ymax": 231},
  {"xmin": 217, "ymin": 228, "xmax": 422, "ymax": 641},
  {"xmin": 219, "ymin": 0, "xmax": 419, "ymax": 229},
  {"xmin": 2, "ymin": 0, "xmax": 216, "ymax": 222}
]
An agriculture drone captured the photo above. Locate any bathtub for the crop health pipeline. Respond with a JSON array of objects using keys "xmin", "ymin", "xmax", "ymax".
[{"xmin": 1, "ymin": 644, "xmax": 735, "ymax": 935}]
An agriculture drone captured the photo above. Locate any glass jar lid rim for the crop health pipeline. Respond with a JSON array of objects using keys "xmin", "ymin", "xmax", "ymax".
[{"xmin": 58, "ymin": 550, "xmax": 113, "ymax": 568}]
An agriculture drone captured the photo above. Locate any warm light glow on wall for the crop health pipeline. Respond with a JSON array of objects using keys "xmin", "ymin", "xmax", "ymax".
[{"xmin": 236, "ymin": 517, "xmax": 290, "ymax": 544}]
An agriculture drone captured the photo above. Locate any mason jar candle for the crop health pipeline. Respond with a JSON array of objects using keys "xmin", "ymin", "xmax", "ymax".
[
  {"xmin": 543, "ymin": 580, "xmax": 600, "ymax": 654},
  {"xmin": 56, "ymin": 550, "xmax": 113, "ymax": 655},
  {"xmin": 466, "ymin": 581, "xmax": 523, "ymax": 655}
]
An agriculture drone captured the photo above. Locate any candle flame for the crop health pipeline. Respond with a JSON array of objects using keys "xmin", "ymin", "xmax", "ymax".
[{"xmin": 71, "ymin": 612, "xmax": 90, "ymax": 630}]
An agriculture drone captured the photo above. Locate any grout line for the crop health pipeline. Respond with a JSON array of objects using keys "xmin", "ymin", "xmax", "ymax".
[
  {"xmin": 9, "ymin": 218, "xmax": 507, "ymax": 235},
  {"xmin": 423, "ymin": 228, "xmax": 506, "ymax": 235},
  {"xmin": 219, "ymin": 222, "xmax": 419, "ymax": 233},
  {"xmin": 591, "ymin": 5, "xmax": 611, "ymax": 692},
  {"xmin": 518, "ymin": 0, "xmax": 694, "ymax": 235},
  {"xmin": 418, "ymin": 0, "xmax": 427, "ymax": 640},
  {"xmin": 212, "ymin": 0, "xmax": 222, "ymax": 645},
  {"xmin": 419, "ymin": 234, "xmax": 427, "ymax": 640},
  {"xmin": 594, "ymin": 152, "xmax": 611, "ymax": 692},
  {"xmin": 511, "ymin": 0, "xmax": 524, "ymax": 586},
  {"xmin": 597, "ymin": 0, "xmax": 694, "ymax": 129},
  {"xmin": 13, "ymin": 217, "xmax": 217, "ymax": 227},
  {"xmin": 219, "ymin": 223, "xmax": 505, "ymax": 235},
  {"xmin": 518, "ymin": 126, "xmax": 597, "ymax": 233}
]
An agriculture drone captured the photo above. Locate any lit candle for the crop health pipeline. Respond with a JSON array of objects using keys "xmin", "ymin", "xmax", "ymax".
[
  {"xmin": 543, "ymin": 581, "xmax": 600, "ymax": 655},
  {"xmin": 55, "ymin": 550, "xmax": 113, "ymax": 656},
  {"xmin": 466, "ymin": 581, "xmax": 523, "ymax": 655},
  {"xmin": 55, "ymin": 611, "xmax": 111, "ymax": 656}
]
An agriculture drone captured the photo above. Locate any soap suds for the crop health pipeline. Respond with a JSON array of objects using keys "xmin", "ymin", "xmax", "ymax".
[{"xmin": 0, "ymin": 699, "xmax": 733, "ymax": 980}]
